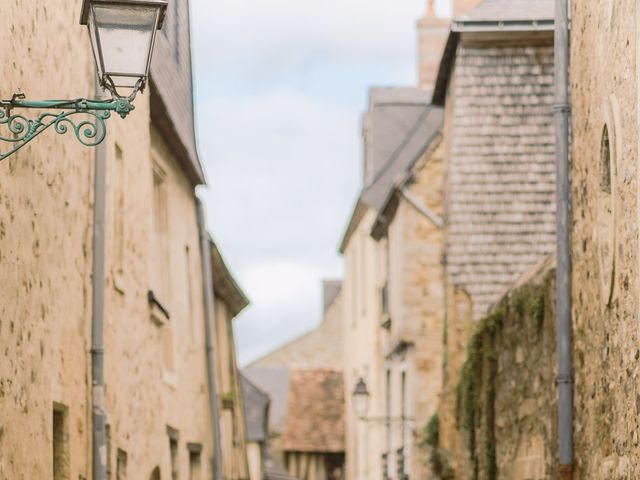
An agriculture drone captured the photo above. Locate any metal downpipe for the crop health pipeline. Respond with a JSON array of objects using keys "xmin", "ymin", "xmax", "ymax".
[
  {"xmin": 91, "ymin": 76, "xmax": 108, "ymax": 480},
  {"xmin": 554, "ymin": 0, "xmax": 573, "ymax": 477},
  {"xmin": 196, "ymin": 198, "xmax": 223, "ymax": 480}
]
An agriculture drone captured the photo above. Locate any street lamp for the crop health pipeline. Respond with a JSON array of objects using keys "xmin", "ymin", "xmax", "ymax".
[
  {"xmin": 81, "ymin": 0, "xmax": 168, "ymax": 95},
  {"xmin": 0, "ymin": 0, "xmax": 168, "ymax": 162},
  {"xmin": 352, "ymin": 378, "xmax": 370, "ymax": 419}
]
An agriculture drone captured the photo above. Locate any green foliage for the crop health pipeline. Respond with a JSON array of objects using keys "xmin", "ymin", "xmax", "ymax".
[
  {"xmin": 421, "ymin": 415, "xmax": 455, "ymax": 480},
  {"xmin": 454, "ymin": 282, "xmax": 547, "ymax": 480},
  {"xmin": 425, "ymin": 414, "xmax": 440, "ymax": 447}
]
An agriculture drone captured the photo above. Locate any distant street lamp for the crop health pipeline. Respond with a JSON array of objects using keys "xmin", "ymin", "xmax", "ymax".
[
  {"xmin": 352, "ymin": 378, "xmax": 370, "ymax": 418},
  {"xmin": 0, "ymin": 0, "xmax": 168, "ymax": 161}
]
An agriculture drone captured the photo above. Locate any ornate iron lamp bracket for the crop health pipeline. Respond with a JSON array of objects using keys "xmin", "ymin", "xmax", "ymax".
[{"xmin": 0, "ymin": 86, "xmax": 138, "ymax": 162}]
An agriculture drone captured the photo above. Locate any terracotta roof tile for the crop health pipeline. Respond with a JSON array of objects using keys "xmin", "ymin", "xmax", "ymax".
[{"xmin": 280, "ymin": 369, "xmax": 345, "ymax": 453}]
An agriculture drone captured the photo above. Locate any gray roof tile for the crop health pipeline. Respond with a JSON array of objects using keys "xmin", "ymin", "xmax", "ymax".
[
  {"xmin": 150, "ymin": 0, "xmax": 206, "ymax": 185},
  {"xmin": 240, "ymin": 374, "xmax": 270, "ymax": 443},
  {"xmin": 456, "ymin": 0, "xmax": 554, "ymax": 23}
]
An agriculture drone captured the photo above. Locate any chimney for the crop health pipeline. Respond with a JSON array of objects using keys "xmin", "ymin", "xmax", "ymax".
[
  {"xmin": 416, "ymin": 0, "xmax": 450, "ymax": 91},
  {"xmin": 453, "ymin": 0, "xmax": 485, "ymax": 16}
]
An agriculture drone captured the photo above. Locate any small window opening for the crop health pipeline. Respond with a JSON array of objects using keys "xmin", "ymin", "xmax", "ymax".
[
  {"xmin": 113, "ymin": 144, "xmax": 126, "ymax": 288},
  {"xmin": 188, "ymin": 444, "xmax": 202, "ymax": 480},
  {"xmin": 53, "ymin": 404, "xmax": 70, "ymax": 480},
  {"xmin": 106, "ymin": 424, "xmax": 112, "ymax": 479},
  {"xmin": 168, "ymin": 427, "xmax": 180, "ymax": 480},
  {"xmin": 116, "ymin": 449, "xmax": 127, "ymax": 480},
  {"xmin": 600, "ymin": 126, "xmax": 612, "ymax": 194}
]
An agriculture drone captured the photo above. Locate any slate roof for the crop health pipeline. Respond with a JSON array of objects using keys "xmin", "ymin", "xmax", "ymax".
[
  {"xmin": 240, "ymin": 374, "xmax": 270, "ymax": 443},
  {"xmin": 150, "ymin": 0, "xmax": 206, "ymax": 186},
  {"xmin": 456, "ymin": 0, "xmax": 554, "ymax": 23},
  {"xmin": 443, "ymin": 42, "xmax": 556, "ymax": 320},
  {"xmin": 339, "ymin": 88, "xmax": 443, "ymax": 252},
  {"xmin": 243, "ymin": 367, "xmax": 291, "ymax": 433},
  {"xmin": 433, "ymin": 0, "xmax": 554, "ymax": 106},
  {"xmin": 280, "ymin": 369, "xmax": 345, "ymax": 454}
]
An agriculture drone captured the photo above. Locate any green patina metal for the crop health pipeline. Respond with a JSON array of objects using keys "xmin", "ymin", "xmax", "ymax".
[{"xmin": 0, "ymin": 94, "xmax": 135, "ymax": 161}]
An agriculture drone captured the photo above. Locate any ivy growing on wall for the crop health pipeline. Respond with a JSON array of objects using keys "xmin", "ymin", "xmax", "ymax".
[{"xmin": 455, "ymin": 283, "xmax": 547, "ymax": 480}]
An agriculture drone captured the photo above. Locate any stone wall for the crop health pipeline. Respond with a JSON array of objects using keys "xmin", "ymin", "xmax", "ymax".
[
  {"xmin": 0, "ymin": 1, "xmax": 221, "ymax": 478},
  {"xmin": 570, "ymin": 0, "xmax": 640, "ymax": 477},
  {"xmin": 436, "ymin": 257, "xmax": 556, "ymax": 480},
  {"xmin": 381, "ymin": 138, "xmax": 445, "ymax": 480}
]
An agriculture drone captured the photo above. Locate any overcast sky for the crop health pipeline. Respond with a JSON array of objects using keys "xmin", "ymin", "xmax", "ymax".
[{"xmin": 191, "ymin": 0, "xmax": 452, "ymax": 365}]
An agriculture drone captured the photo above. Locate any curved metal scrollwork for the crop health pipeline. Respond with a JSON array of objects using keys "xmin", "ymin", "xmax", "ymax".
[
  {"xmin": 0, "ymin": 109, "xmax": 111, "ymax": 161},
  {"xmin": 0, "ymin": 92, "xmax": 135, "ymax": 162}
]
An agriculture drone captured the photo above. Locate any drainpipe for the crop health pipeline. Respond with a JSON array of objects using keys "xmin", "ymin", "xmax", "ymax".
[
  {"xmin": 196, "ymin": 198, "xmax": 223, "ymax": 480},
  {"xmin": 91, "ymin": 76, "xmax": 108, "ymax": 480},
  {"xmin": 554, "ymin": 0, "xmax": 573, "ymax": 477}
]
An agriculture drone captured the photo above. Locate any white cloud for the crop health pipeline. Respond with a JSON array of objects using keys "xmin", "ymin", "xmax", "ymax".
[{"xmin": 191, "ymin": 0, "xmax": 450, "ymax": 364}]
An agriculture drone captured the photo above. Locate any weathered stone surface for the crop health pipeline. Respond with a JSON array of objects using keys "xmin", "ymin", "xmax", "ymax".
[
  {"xmin": 444, "ymin": 42, "xmax": 557, "ymax": 322},
  {"xmin": 570, "ymin": 0, "xmax": 640, "ymax": 477},
  {"xmin": 0, "ymin": 2, "xmax": 237, "ymax": 479}
]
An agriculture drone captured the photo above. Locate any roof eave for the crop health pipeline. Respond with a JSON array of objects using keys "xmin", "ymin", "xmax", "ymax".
[
  {"xmin": 210, "ymin": 238, "xmax": 250, "ymax": 317},
  {"xmin": 338, "ymin": 201, "xmax": 367, "ymax": 254},
  {"xmin": 432, "ymin": 19, "xmax": 554, "ymax": 107},
  {"xmin": 150, "ymin": 77, "xmax": 207, "ymax": 186},
  {"xmin": 452, "ymin": 19, "xmax": 555, "ymax": 33},
  {"xmin": 432, "ymin": 31, "xmax": 460, "ymax": 107}
]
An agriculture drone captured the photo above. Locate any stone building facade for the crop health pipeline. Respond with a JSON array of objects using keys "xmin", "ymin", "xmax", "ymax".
[
  {"xmin": 425, "ymin": 1, "xmax": 558, "ymax": 478},
  {"xmin": 0, "ymin": 1, "xmax": 248, "ymax": 479},
  {"xmin": 211, "ymin": 241, "xmax": 252, "ymax": 480},
  {"xmin": 340, "ymin": 87, "xmax": 443, "ymax": 480},
  {"xmin": 569, "ymin": 0, "xmax": 640, "ymax": 476},
  {"xmin": 369, "ymin": 134, "xmax": 445, "ymax": 480},
  {"xmin": 422, "ymin": 0, "xmax": 640, "ymax": 478}
]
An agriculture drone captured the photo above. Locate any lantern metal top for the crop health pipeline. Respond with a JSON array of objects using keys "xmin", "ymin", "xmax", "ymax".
[
  {"xmin": 80, "ymin": 0, "xmax": 168, "ymax": 29},
  {"xmin": 352, "ymin": 378, "xmax": 369, "ymax": 397}
]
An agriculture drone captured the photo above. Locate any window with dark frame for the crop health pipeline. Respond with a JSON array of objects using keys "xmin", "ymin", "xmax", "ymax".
[
  {"xmin": 116, "ymin": 449, "xmax": 127, "ymax": 480},
  {"xmin": 53, "ymin": 404, "xmax": 70, "ymax": 480},
  {"xmin": 168, "ymin": 426, "xmax": 180, "ymax": 480},
  {"xmin": 188, "ymin": 443, "xmax": 202, "ymax": 480}
]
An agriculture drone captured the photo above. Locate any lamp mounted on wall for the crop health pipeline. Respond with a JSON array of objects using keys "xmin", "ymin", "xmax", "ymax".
[
  {"xmin": 352, "ymin": 377, "xmax": 370, "ymax": 419},
  {"xmin": 0, "ymin": 0, "xmax": 167, "ymax": 162}
]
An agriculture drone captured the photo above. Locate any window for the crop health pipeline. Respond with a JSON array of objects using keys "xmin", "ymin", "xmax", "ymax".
[
  {"xmin": 150, "ymin": 467, "xmax": 161, "ymax": 480},
  {"xmin": 185, "ymin": 246, "xmax": 196, "ymax": 343},
  {"xmin": 400, "ymin": 371, "xmax": 409, "ymax": 480},
  {"xmin": 53, "ymin": 404, "xmax": 69, "ymax": 480},
  {"xmin": 600, "ymin": 126, "xmax": 611, "ymax": 194},
  {"xmin": 113, "ymin": 144, "xmax": 125, "ymax": 291},
  {"xmin": 188, "ymin": 444, "xmax": 202, "ymax": 480},
  {"xmin": 168, "ymin": 427, "xmax": 180, "ymax": 480},
  {"xmin": 384, "ymin": 368, "xmax": 391, "ymax": 480},
  {"xmin": 106, "ymin": 424, "xmax": 112, "ymax": 479},
  {"xmin": 152, "ymin": 161, "xmax": 170, "ymax": 301},
  {"xmin": 152, "ymin": 162, "xmax": 175, "ymax": 375},
  {"xmin": 173, "ymin": 0, "xmax": 180, "ymax": 62},
  {"xmin": 116, "ymin": 449, "xmax": 127, "ymax": 480},
  {"xmin": 598, "ymin": 120, "xmax": 616, "ymax": 306}
]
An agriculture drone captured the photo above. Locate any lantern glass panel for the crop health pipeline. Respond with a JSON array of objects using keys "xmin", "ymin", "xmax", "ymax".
[
  {"xmin": 353, "ymin": 392, "xmax": 369, "ymax": 418},
  {"xmin": 91, "ymin": 4, "xmax": 159, "ymax": 88}
]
